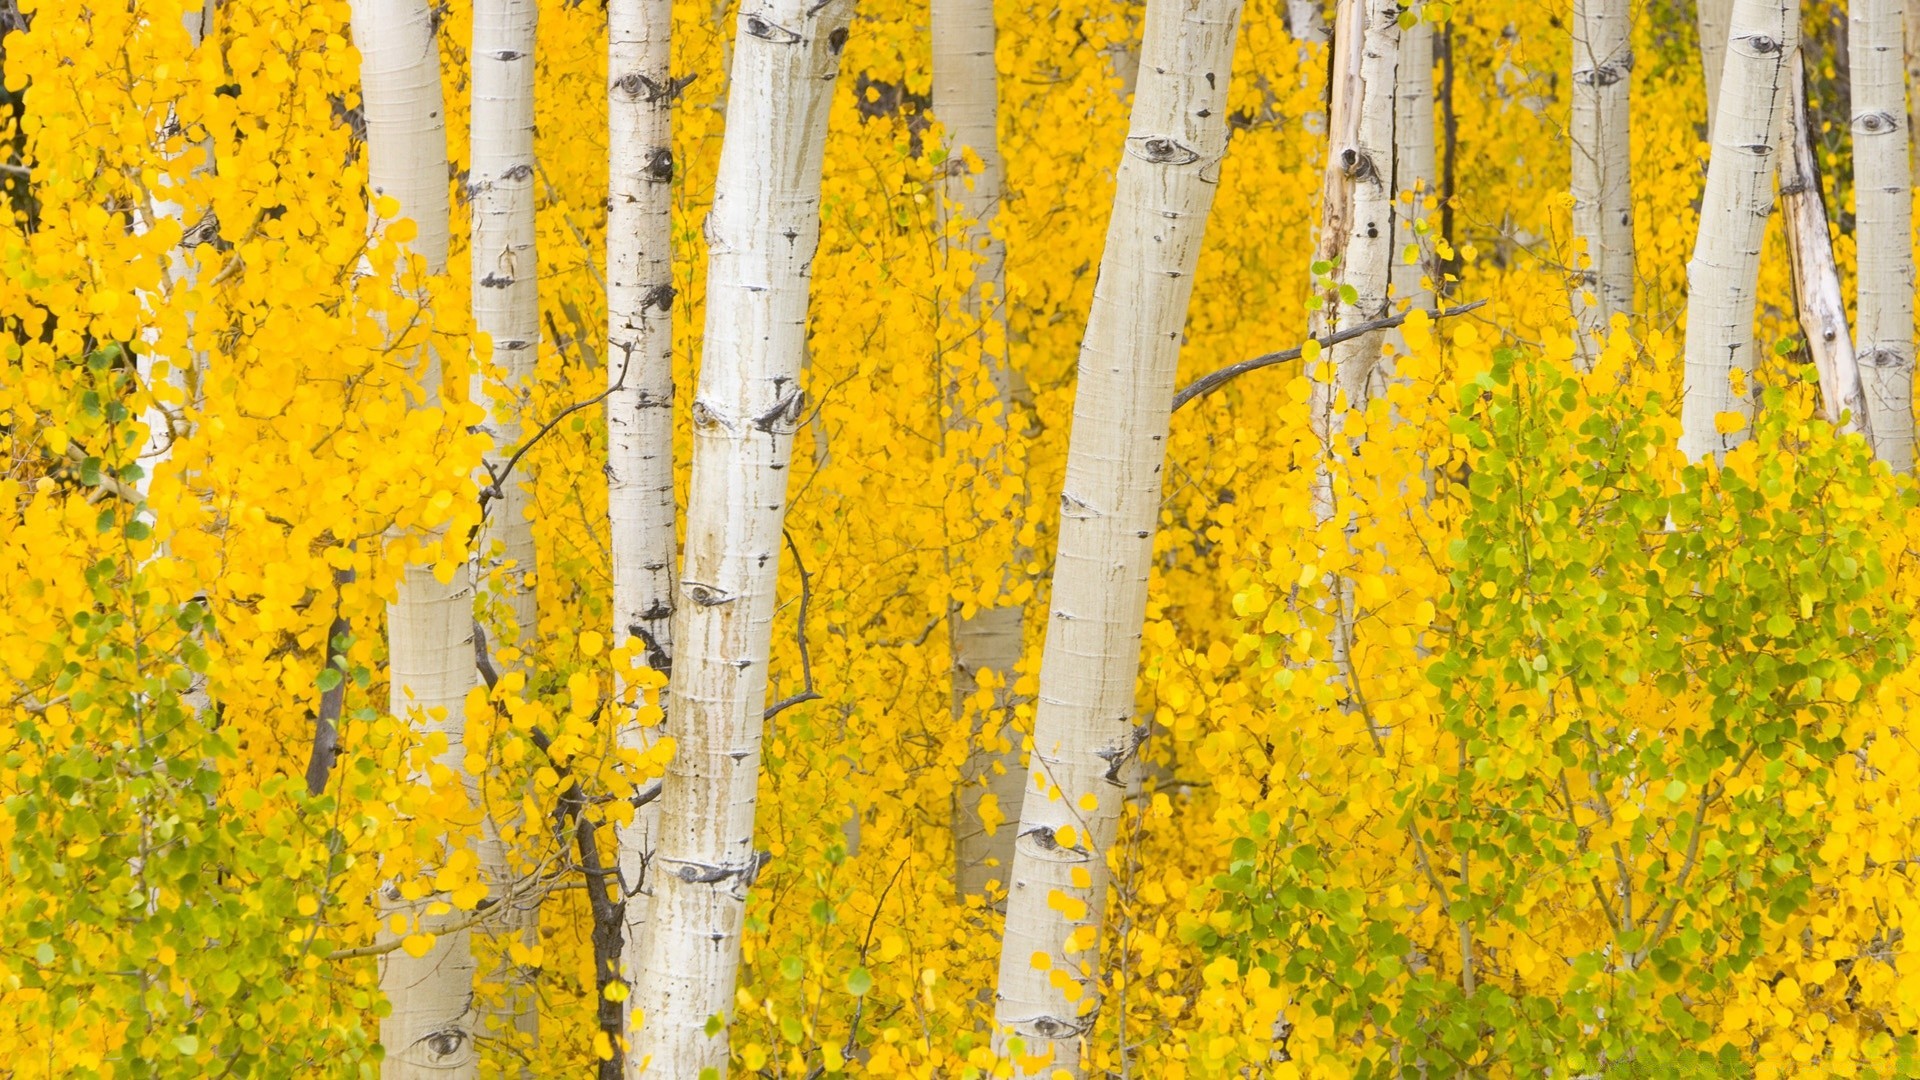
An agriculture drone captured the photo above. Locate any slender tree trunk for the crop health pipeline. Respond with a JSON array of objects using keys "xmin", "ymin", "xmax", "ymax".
[
  {"xmin": 1572, "ymin": 0, "xmax": 1635, "ymax": 350},
  {"xmin": 627, "ymin": 0, "xmax": 854, "ymax": 1072},
  {"xmin": 606, "ymin": 0, "xmax": 677, "ymax": 1071},
  {"xmin": 1850, "ymin": 0, "xmax": 1914, "ymax": 469},
  {"xmin": 933, "ymin": 0, "xmax": 1027, "ymax": 909},
  {"xmin": 1906, "ymin": 0, "xmax": 1920, "ymax": 178},
  {"xmin": 1698, "ymin": 0, "xmax": 1734, "ymax": 133},
  {"xmin": 989, "ymin": 0, "xmax": 1242, "ymax": 1072},
  {"xmin": 1289, "ymin": 0, "xmax": 1327, "ymax": 42},
  {"xmin": 1781, "ymin": 53, "xmax": 1870, "ymax": 435},
  {"xmin": 1678, "ymin": 0, "xmax": 1799, "ymax": 462},
  {"xmin": 468, "ymin": 0, "xmax": 540, "ymax": 1066},
  {"xmin": 1392, "ymin": 6, "xmax": 1435, "ymax": 316},
  {"xmin": 351, "ymin": 2, "xmax": 480, "ymax": 1076}
]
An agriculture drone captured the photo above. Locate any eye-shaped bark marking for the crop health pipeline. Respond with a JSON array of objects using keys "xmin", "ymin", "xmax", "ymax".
[
  {"xmin": 1126, "ymin": 134, "xmax": 1201, "ymax": 165},
  {"xmin": 1855, "ymin": 110, "xmax": 1901, "ymax": 136},
  {"xmin": 741, "ymin": 13, "xmax": 802, "ymax": 43}
]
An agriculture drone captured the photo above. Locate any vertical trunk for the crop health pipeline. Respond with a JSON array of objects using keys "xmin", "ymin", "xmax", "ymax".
[
  {"xmin": 1698, "ymin": 0, "xmax": 1734, "ymax": 133},
  {"xmin": 1289, "ymin": 0, "xmax": 1328, "ymax": 42},
  {"xmin": 607, "ymin": 0, "xmax": 677, "ymax": 1071},
  {"xmin": 627, "ymin": 0, "xmax": 854, "ymax": 1072},
  {"xmin": 1906, "ymin": 0, "xmax": 1920, "ymax": 178},
  {"xmin": 1678, "ymin": 0, "xmax": 1799, "ymax": 462},
  {"xmin": 1850, "ymin": 0, "xmax": 1914, "ymax": 469},
  {"xmin": 1571, "ymin": 0, "xmax": 1635, "ymax": 349},
  {"xmin": 1391, "ymin": 6, "xmax": 1435, "ymax": 316},
  {"xmin": 933, "ymin": 0, "xmax": 1026, "ymax": 908},
  {"xmin": 468, "ymin": 0, "xmax": 540, "ymax": 1067},
  {"xmin": 989, "ymin": 0, "xmax": 1242, "ymax": 1072},
  {"xmin": 350, "ymin": 2, "xmax": 479, "ymax": 1077},
  {"xmin": 1781, "ymin": 53, "xmax": 1869, "ymax": 436}
]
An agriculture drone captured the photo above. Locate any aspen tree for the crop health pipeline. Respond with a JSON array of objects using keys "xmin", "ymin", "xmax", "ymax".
[
  {"xmin": 1571, "ymin": 0, "xmax": 1633, "ymax": 347},
  {"xmin": 1678, "ymin": 0, "xmax": 1798, "ymax": 462},
  {"xmin": 1391, "ymin": 4, "xmax": 1435, "ymax": 317},
  {"xmin": 990, "ymin": 0, "xmax": 1242, "ymax": 1071},
  {"xmin": 1850, "ymin": 0, "xmax": 1914, "ymax": 470},
  {"xmin": 607, "ymin": 0, "xmax": 678, "ymax": 1068},
  {"xmin": 1780, "ymin": 53, "xmax": 1868, "ymax": 435},
  {"xmin": 1698, "ymin": 0, "xmax": 1733, "ymax": 133},
  {"xmin": 468, "ymin": 0, "xmax": 540, "ymax": 1063},
  {"xmin": 933, "ymin": 0, "xmax": 1027, "ymax": 907},
  {"xmin": 627, "ymin": 0, "xmax": 854, "ymax": 1071},
  {"xmin": 350, "ymin": 1, "xmax": 480, "ymax": 1075}
]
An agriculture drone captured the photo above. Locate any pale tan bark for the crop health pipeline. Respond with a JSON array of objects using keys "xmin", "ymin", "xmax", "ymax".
[
  {"xmin": 1851, "ymin": 0, "xmax": 1915, "ymax": 469},
  {"xmin": 933, "ymin": 0, "xmax": 1027, "ymax": 909},
  {"xmin": 627, "ymin": 0, "xmax": 855, "ymax": 1072},
  {"xmin": 1678, "ymin": 0, "xmax": 1799, "ymax": 462},
  {"xmin": 1698, "ymin": 0, "xmax": 1733, "ymax": 134},
  {"xmin": 350, "ymin": 1, "xmax": 480, "ymax": 1075},
  {"xmin": 468, "ymin": 0, "xmax": 540, "ymax": 1065},
  {"xmin": 607, "ymin": 0, "xmax": 677, "ymax": 1065},
  {"xmin": 1572, "ymin": 0, "xmax": 1634, "ymax": 348},
  {"xmin": 1392, "ymin": 7, "xmax": 1435, "ymax": 317},
  {"xmin": 1781, "ymin": 55, "xmax": 1869, "ymax": 436},
  {"xmin": 989, "ymin": 0, "xmax": 1242, "ymax": 1072}
]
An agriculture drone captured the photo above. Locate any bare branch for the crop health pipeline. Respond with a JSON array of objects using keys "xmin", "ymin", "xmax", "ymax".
[
  {"xmin": 305, "ymin": 565, "xmax": 355, "ymax": 796},
  {"xmin": 764, "ymin": 528, "xmax": 822, "ymax": 721}
]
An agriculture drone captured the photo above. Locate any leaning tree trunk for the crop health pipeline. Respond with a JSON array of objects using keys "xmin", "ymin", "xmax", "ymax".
[
  {"xmin": 934, "ymin": 0, "xmax": 1028, "ymax": 909},
  {"xmin": 468, "ymin": 0, "xmax": 541, "ymax": 1066},
  {"xmin": 606, "ymin": 0, "xmax": 678, "ymax": 1071},
  {"xmin": 1698, "ymin": 0, "xmax": 1733, "ymax": 134},
  {"xmin": 1571, "ymin": 0, "xmax": 1634, "ymax": 349},
  {"xmin": 1780, "ymin": 52, "xmax": 1869, "ymax": 436},
  {"xmin": 350, "ymin": 1, "xmax": 481, "ymax": 1076},
  {"xmin": 627, "ymin": 0, "xmax": 855, "ymax": 1073},
  {"xmin": 1678, "ymin": 0, "xmax": 1799, "ymax": 462},
  {"xmin": 988, "ymin": 0, "xmax": 1242, "ymax": 1072},
  {"xmin": 1850, "ymin": 0, "xmax": 1914, "ymax": 470}
]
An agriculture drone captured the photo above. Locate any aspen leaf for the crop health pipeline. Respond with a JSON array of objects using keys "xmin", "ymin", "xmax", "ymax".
[{"xmin": 400, "ymin": 933, "xmax": 435, "ymax": 958}]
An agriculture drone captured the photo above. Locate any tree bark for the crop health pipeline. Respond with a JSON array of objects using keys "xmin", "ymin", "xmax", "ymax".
[
  {"xmin": 468, "ymin": 0, "xmax": 541, "ymax": 1066},
  {"xmin": 607, "ymin": 0, "xmax": 677, "ymax": 1071},
  {"xmin": 350, "ymin": 2, "xmax": 480, "ymax": 1076},
  {"xmin": 1572, "ymin": 0, "xmax": 1635, "ymax": 349},
  {"xmin": 1678, "ymin": 0, "xmax": 1799, "ymax": 462},
  {"xmin": 1850, "ymin": 0, "xmax": 1914, "ymax": 469},
  {"xmin": 1698, "ymin": 0, "xmax": 1733, "ymax": 134},
  {"xmin": 988, "ymin": 0, "xmax": 1242, "ymax": 1072},
  {"xmin": 1392, "ymin": 5, "xmax": 1436, "ymax": 318},
  {"xmin": 933, "ymin": 0, "xmax": 1027, "ymax": 910},
  {"xmin": 626, "ymin": 0, "xmax": 854, "ymax": 1072}
]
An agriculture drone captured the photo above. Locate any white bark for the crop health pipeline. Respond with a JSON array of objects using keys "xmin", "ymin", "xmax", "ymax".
[
  {"xmin": 1780, "ymin": 54, "xmax": 1869, "ymax": 437},
  {"xmin": 468, "ymin": 0, "xmax": 540, "ymax": 1065},
  {"xmin": 1851, "ymin": 0, "xmax": 1915, "ymax": 469},
  {"xmin": 1698, "ymin": 0, "xmax": 1733, "ymax": 134},
  {"xmin": 1678, "ymin": 0, "xmax": 1798, "ymax": 463},
  {"xmin": 1392, "ymin": 7, "xmax": 1435, "ymax": 317},
  {"xmin": 933, "ymin": 0, "xmax": 1027, "ymax": 908},
  {"xmin": 1289, "ymin": 0, "xmax": 1328, "ymax": 42},
  {"xmin": 607, "ymin": 0, "xmax": 677, "ymax": 1068},
  {"xmin": 351, "ymin": 2, "xmax": 479, "ymax": 1076},
  {"xmin": 1572, "ymin": 0, "xmax": 1634, "ymax": 347},
  {"xmin": 989, "ymin": 0, "xmax": 1242, "ymax": 1071},
  {"xmin": 627, "ymin": 0, "xmax": 854, "ymax": 1072}
]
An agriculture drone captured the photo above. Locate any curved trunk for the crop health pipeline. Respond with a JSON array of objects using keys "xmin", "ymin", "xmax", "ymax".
[
  {"xmin": 1678, "ymin": 0, "xmax": 1798, "ymax": 462},
  {"xmin": 1780, "ymin": 54, "xmax": 1868, "ymax": 436},
  {"xmin": 469, "ymin": 0, "xmax": 541, "ymax": 1065},
  {"xmin": 627, "ymin": 0, "xmax": 855, "ymax": 1072},
  {"xmin": 933, "ymin": 0, "xmax": 1027, "ymax": 909},
  {"xmin": 1850, "ymin": 0, "xmax": 1914, "ymax": 469},
  {"xmin": 1571, "ymin": 0, "xmax": 1634, "ymax": 348},
  {"xmin": 350, "ymin": 2, "xmax": 479, "ymax": 1077},
  {"xmin": 607, "ymin": 0, "xmax": 678, "ymax": 1070},
  {"xmin": 988, "ymin": 0, "xmax": 1242, "ymax": 1072}
]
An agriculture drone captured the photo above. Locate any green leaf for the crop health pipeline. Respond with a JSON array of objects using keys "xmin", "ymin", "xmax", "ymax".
[
  {"xmin": 174, "ymin": 1034, "xmax": 199, "ymax": 1056},
  {"xmin": 316, "ymin": 667, "xmax": 344, "ymax": 693},
  {"xmin": 846, "ymin": 966, "xmax": 872, "ymax": 996}
]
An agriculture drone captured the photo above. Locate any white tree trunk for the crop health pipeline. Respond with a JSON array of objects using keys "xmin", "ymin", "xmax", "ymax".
[
  {"xmin": 1678, "ymin": 0, "xmax": 1798, "ymax": 462},
  {"xmin": 1851, "ymin": 0, "xmax": 1915, "ymax": 470},
  {"xmin": 351, "ymin": 2, "xmax": 479, "ymax": 1076},
  {"xmin": 988, "ymin": 0, "xmax": 1242, "ymax": 1072},
  {"xmin": 1391, "ymin": 6, "xmax": 1435, "ymax": 317},
  {"xmin": 933, "ymin": 0, "xmax": 1027, "ymax": 908},
  {"xmin": 1321, "ymin": 0, "xmax": 1399, "ymax": 429},
  {"xmin": 1781, "ymin": 53, "xmax": 1869, "ymax": 436},
  {"xmin": 1572, "ymin": 0, "xmax": 1634, "ymax": 348},
  {"xmin": 1289, "ymin": 0, "xmax": 1328, "ymax": 42},
  {"xmin": 1698, "ymin": 0, "xmax": 1733, "ymax": 134},
  {"xmin": 627, "ymin": 0, "xmax": 854, "ymax": 1072},
  {"xmin": 607, "ymin": 0, "xmax": 678, "ymax": 1070},
  {"xmin": 468, "ymin": 0, "xmax": 540, "ymax": 1066}
]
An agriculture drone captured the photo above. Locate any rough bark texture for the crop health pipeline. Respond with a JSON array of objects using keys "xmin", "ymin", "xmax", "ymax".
[
  {"xmin": 607, "ymin": 0, "xmax": 677, "ymax": 1070},
  {"xmin": 988, "ymin": 0, "xmax": 1242, "ymax": 1072},
  {"xmin": 1780, "ymin": 54, "xmax": 1869, "ymax": 437},
  {"xmin": 468, "ymin": 0, "xmax": 541, "ymax": 1067},
  {"xmin": 934, "ymin": 0, "xmax": 1027, "ymax": 909},
  {"xmin": 1678, "ymin": 0, "xmax": 1798, "ymax": 463},
  {"xmin": 626, "ymin": 0, "xmax": 854, "ymax": 1072},
  {"xmin": 1850, "ymin": 0, "xmax": 1914, "ymax": 469},
  {"xmin": 1698, "ymin": 0, "xmax": 1733, "ymax": 134},
  {"xmin": 350, "ymin": 2, "xmax": 480, "ymax": 1076},
  {"xmin": 1572, "ymin": 0, "xmax": 1634, "ymax": 348}
]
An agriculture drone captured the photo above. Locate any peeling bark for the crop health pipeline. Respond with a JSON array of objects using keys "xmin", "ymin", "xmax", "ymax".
[{"xmin": 1780, "ymin": 54, "xmax": 1868, "ymax": 437}]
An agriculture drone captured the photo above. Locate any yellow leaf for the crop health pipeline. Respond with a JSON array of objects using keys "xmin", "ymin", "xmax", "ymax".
[{"xmin": 400, "ymin": 933, "xmax": 436, "ymax": 959}]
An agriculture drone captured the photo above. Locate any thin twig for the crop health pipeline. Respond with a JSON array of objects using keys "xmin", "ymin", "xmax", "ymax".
[
  {"xmin": 475, "ymin": 342, "xmax": 633, "ymax": 522},
  {"xmin": 305, "ymin": 564, "xmax": 355, "ymax": 796},
  {"xmin": 764, "ymin": 529, "xmax": 822, "ymax": 721},
  {"xmin": 1172, "ymin": 299, "xmax": 1489, "ymax": 411}
]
